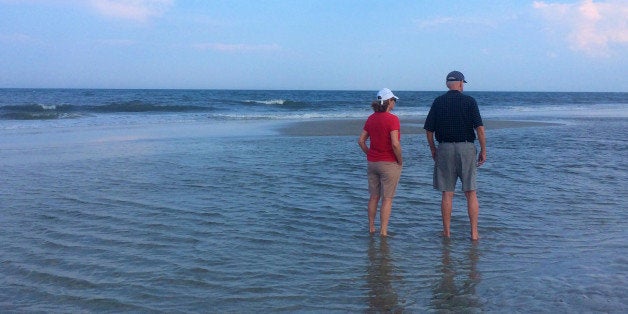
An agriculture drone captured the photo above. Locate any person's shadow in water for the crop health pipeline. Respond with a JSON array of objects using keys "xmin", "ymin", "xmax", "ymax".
[
  {"xmin": 430, "ymin": 239, "xmax": 482, "ymax": 311},
  {"xmin": 366, "ymin": 236, "xmax": 403, "ymax": 313}
]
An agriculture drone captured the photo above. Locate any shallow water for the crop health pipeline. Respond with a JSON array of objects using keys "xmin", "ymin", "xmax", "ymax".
[{"xmin": 1, "ymin": 113, "xmax": 626, "ymax": 312}]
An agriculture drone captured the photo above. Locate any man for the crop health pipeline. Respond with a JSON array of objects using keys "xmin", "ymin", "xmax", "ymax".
[{"xmin": 423, "ymin": 71, "xmax": 486, "ymax": 240}]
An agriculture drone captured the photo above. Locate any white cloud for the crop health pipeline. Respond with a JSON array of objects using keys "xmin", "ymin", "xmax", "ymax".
[
  {"xmin": 89, "ymin": 0, "xmax": 173, "ymax": 22},
  {"xmin": 416, "ymin": 16, "xmax": 499, "ymax": 30},
  {"xmin": 533, "ymin": 0, "xmax": 628, "ymax": 57},
  {"xmin": 97, "ymin": 38, "xmax": 136, "ymax": 46},
  {"xmin": 416, "ymin": 17, "xmax": 456, "ymax": 29},
  {"xmin": 193, "ymin": 43, "xmax": 281, "ymax": 53},
  {"xmin": 0, "ymin": 32, "xmax": 35, "ymax": 44}
]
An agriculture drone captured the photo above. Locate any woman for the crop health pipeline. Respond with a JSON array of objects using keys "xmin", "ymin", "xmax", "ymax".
[{"xmin": 358, "ymin": 88, "xmax": 403, "ymax": 237}]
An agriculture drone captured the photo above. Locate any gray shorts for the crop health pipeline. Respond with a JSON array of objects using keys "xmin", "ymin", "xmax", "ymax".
[
  {"xmin": 433, "ymin": 142, "xmax": 477, "ymax": 192},
  {"xmin": 367, "ymin": 161, "xmax": 402, "ymax": 198}
]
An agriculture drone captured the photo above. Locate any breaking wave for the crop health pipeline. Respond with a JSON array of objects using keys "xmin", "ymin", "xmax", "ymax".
[{"xmin": 0, "ymin": 101, "xmax": 210, "ymax": 120}]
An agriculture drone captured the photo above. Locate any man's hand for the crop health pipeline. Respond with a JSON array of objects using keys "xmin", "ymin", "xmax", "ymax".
[{"xmin": 477, "ymin": 150, "xmax": 486, "ymax": 167}]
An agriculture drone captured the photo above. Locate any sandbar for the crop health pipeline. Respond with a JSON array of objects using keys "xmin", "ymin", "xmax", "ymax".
[{"xmin": 280, "ymin": 118, "xmax": 561, "ymax": 137}]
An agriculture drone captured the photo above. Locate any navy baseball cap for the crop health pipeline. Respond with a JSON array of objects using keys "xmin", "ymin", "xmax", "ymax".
[{"xmin": 446, "ymin": 71, "xmax": 467, "ymax": 83}]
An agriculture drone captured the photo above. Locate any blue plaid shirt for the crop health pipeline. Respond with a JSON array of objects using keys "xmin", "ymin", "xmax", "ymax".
[{"xmin": 424, "ymin": 90, "xmax": 483, "ymax": 143}]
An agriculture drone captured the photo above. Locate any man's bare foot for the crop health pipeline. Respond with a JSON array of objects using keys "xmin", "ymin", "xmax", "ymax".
[
  {"xmin": 369, "ymin": 226, "xmax": 376, "ymax": 234},
  {"xmin": 442, "ymin": 230, "xmax": 451, "ymax": 238},
  {"xmin": 471, "ymin": 234, "xmax": 480, "ymax": 241}
]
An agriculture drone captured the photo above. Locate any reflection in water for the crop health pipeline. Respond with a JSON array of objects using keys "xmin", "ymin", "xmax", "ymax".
[
  {"xmin": 366, "ymin": 236, "xmax": 403, "ymax": 313},
  {"xmin": 431, "ymin": 239, "xmax": 482, "ymax": 311}
]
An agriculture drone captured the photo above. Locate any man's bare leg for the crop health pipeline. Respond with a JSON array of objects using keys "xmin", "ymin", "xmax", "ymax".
[
  {"xmin": 465, "ymin": 190, "xmax": 480, "ymax": 240},
  {"xmin": 380, "ymin": 197, "xmax": 393, "ymax": 237},
  {"xmin": 441, "ymin": 192, "xmax": 454, "ymax": 238},
  {"xmin": 368, "ymin": 195, "xmax": 379, "ymax": 234}
]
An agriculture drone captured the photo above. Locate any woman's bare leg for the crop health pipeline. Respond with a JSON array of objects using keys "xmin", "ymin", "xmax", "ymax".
[
  {"xmin": 380, "ymin": 197, "xmax": 393, "ymax": 237},
  {"xmin": 368, "ymin": 195, "xmax": 379, "ymax": 233}
]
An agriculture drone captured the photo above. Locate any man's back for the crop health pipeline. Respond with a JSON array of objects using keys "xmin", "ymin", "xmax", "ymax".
[{"xmin": 424, "ymin": 90, "xmax": 482, "ymax": 143}]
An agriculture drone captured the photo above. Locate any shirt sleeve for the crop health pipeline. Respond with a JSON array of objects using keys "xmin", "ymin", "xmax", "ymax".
[
  {"xmin": 423, "ymin": 105, "xmax": 436, "ymax": 131},
  {"xmin": 470, "ymin": 99, "xmax": 483, "ymax": 128},
  {"xmin": 363, "ymin": 116, "xmax": 371, "ymax": 132},
  {"xmin": 391, "ymin": 115, "xmax": 400, "ymax": 131}
]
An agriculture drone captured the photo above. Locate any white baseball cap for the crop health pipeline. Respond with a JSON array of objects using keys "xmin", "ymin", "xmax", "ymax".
[{"xmin": 377, "ymin": 88, "xmax": 399, "ymax": 102}]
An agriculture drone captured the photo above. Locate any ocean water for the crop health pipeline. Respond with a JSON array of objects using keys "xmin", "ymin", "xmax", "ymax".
[{"xmin": 0, "ymin": 89, "xmax": 626, "ymax": 312}]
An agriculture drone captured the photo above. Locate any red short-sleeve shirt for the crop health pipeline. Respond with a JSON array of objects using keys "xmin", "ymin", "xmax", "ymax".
[{"xmin": 363, "ymin": 112, "xmax": 400, "ymax": 162}]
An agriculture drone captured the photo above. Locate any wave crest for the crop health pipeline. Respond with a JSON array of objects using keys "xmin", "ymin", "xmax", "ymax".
[
  {"xmin": 0, "ymin": 101, "xmax": 209, "ymax": 120},
  {"xmin": 246, "ymin": 99, "xmax": 286, "ymax": 105}
]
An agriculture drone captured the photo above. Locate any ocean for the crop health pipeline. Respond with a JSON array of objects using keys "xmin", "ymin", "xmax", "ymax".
[{"xmin": 1, "ymin": 89, "xmax": 626, "ymax": 312}]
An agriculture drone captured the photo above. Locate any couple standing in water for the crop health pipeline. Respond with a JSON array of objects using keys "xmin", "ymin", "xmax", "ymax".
[{"xmin": 358, "ymin": 71, "xmax": 487, "ymax": 240}]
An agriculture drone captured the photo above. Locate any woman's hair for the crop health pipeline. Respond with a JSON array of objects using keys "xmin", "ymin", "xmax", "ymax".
[{"xmin": 371, "ymin": 99, "xmax": 389, "ymax": 112}]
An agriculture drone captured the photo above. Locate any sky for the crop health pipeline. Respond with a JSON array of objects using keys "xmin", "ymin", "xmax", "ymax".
[{"xmin": 0, "ymin": 0, "xmax": 627, "ymax": 92}]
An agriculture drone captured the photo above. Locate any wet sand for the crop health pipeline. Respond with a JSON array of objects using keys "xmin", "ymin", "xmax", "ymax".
[{"xmin": 280, "ymin": 118, "xmax": 561, "ymax": 136}]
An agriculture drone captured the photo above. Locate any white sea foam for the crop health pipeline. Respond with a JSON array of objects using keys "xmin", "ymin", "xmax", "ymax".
[
  {"xmin": 247, "ymin": 99, "xmax": 286, "ymax": 105},
  {"xmin": 40, "ymin": 104, "xmax": 57, "ymax": 110},
  {"xmin": 479, "ymin": 103, "xmax": 628, "ymax": 119}
]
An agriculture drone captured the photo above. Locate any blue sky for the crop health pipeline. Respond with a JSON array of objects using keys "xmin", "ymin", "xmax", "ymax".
[{"xmin": 1, "ymin": 0, "xmax": 627, "ymax": 91}]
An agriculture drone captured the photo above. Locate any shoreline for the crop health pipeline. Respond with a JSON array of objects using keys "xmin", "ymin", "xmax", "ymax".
[{"xmin": 280, "ymin": 118, "xmax": 562, "ymax": 137}]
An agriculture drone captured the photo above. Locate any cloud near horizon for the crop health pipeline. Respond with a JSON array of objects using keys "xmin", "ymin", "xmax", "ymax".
[
  {"xmin": 0, "ymin": 32, "xmax": 34, "ymax": 44},
  {"xmin": 533, "ymin": 0, "xmax": 628, "ymax": 57},
  {"xmin": 193, "ymin": 43, "xmax": 282, "ymax": 53},
  {"xmin": 416, "ymin": 16, "xmax": 500, "ymax": 30},
  {"xmin": 90, "ymin": 0, "xmax": 173, "ymax": 22}
]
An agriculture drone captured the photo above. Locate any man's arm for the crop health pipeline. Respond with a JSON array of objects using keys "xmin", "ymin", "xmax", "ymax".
[
  {"xmin": 426, "ymin": 131, "xmax": 436, "ymax": 160},
  {"xmin": 476, "ymin": 126, "xmax": 486, "ymax": 166}
]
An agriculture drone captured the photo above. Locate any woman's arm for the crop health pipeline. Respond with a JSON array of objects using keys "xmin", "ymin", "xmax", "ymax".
[
  {"xmin": 358, "ymin": 130, "xmax": 369, "ymax": 155},
  {"xmin": 390, "ymin": 130, "xmax": 402, "ymax": 165}
]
